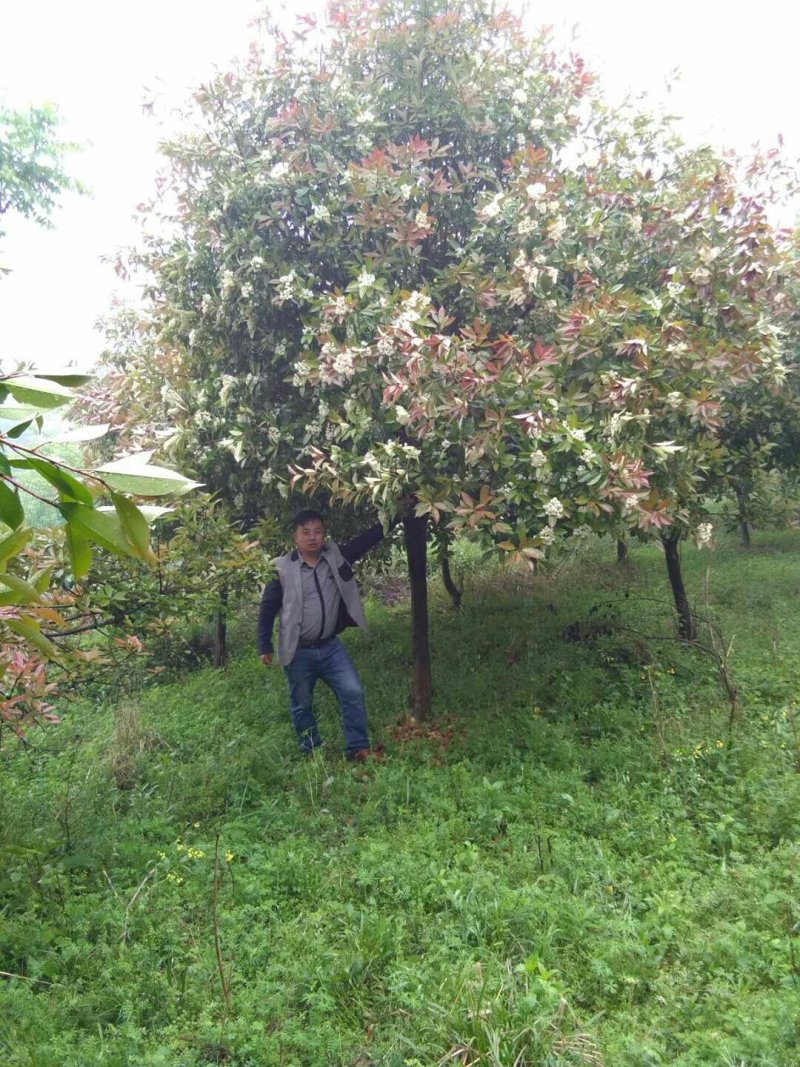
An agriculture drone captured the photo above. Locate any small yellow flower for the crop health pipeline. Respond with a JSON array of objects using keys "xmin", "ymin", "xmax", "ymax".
[
  {"xmin": 193, "ymin": 822, "xmax": 200, "ymax": 828},
  {"xmin": 225, "ymin": 851, "xmax": 235, "ymax": 863},
  {"xmin": 158, "ymin": 851, "xmax": 167, "ymax": 860}
]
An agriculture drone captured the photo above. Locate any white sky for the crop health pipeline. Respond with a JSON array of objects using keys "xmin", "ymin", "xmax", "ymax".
[{"xmin": 1, "ymin": 0, "xmax": 798, "ymax": 372}]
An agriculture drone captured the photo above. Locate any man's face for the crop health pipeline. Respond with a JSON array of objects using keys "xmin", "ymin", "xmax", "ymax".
[{"xmin": 293, "ymin": 519, "xmax": 326, "ymax": 556}]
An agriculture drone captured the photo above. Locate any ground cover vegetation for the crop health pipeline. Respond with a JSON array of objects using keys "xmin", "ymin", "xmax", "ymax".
[{"xmin": 1, "ymin": 532, "xmax": 799, "ymax": 1066}]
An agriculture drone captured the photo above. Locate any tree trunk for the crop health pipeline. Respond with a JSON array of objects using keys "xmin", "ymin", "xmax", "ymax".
[
  {"xmin": 735, "ymin": 484, "xmax": 751, "ymax": 548},
  {"xmin": 213, "ymin": 585, "xmax": 228, "ymax": 669},
  {"xmin": 661, "ymin": 531, "xmax": 696, "ymax": 641},
  {"xmin": 403, "ymin": 514, "xmax": 432, "ymax": 719},
  {"xmin": 439, "ymin": 537, "xmax": 462, "ymax": 611},
  {"xmin": 616, "ymin": 537, "xmax": 628, "ymax": 565}
]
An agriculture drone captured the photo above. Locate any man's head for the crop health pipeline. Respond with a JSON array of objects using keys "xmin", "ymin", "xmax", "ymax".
[{"xmin": 292, "ymin": 508, "xmax": 326, "ymax": 558}]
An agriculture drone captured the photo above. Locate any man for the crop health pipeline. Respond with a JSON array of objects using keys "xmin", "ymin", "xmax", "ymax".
[{"xmin": 258, "ymin": 509, "xmax": 388, "ymax": 760}]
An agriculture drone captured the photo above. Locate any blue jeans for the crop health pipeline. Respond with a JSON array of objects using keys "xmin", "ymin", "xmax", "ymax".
[{"xmin": 283, "ymin": 637, "xmax": 369, "ymax": 755}]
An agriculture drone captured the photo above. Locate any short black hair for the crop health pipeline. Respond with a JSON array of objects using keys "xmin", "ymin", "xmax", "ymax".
[{"xmin": 292, "ymin": 508, "xmax": 326, "ymax": 530}]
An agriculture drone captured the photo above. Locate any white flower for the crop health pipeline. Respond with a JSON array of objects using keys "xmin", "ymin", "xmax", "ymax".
[
  {"xmin": 187, "ymin": 329, "xmax": 198, "ymax": 349},
  {"xmin": 696, "ymin": 522, "xmax": 713, "ymax": 546},
  {"xmin": 354, "ymin": 109, "xmax": 375, "ymax": 125},
  {"xmin": 273, "ymin": 270, "xmax": 297, "ymax": 306},
  {"xmin": 572, "ymin": 524, "xmax": 593, "ymax": 540},
  {"xmin": 529, "ymin": 117, "xmax": 544, "ymax": 131},
  {"xmin": 415, "ymin": 210, "xmax": 430, "ymax": 228},
  {"xmin": 530, "ymin": 449, "xmax": 547, "ymax": 468},
  {"xmin": 628, "ymin": 214, "xmax": 642, "ymax": 235},
  {"xmin": 482, "ymin": 192, "xmax": 504, "ymax": 219},
  {"xmin": 376, "ymin": 335, "xmax": 394, "ymax": 357},
  {"xmin": 220, "ymin": 269, "xmax": 236, "ymax": 296},
  {"xmin": 398, "ymin": 183, "xmax": 413, "ymax": 200},
  {"xmin": 538, "ymin": 526, "xmax": 556, "ymax": 546},
  {"xmin": 523, "ymin": 264, "xmax": 540, "ymax": 290},
  {"xmin": 268, "ymin": 426, "xmax": 281, "ymax": 445},
  {"xmin": 526, "ymin": 182, "xmax": 547, "ymax": 201},
  {"xmin": 394, "ymin": 405, "xmax": 411, "ymax": 425},
  {"xmin": 332, "ymin": 348, "xmax": 356, "ymax": 379},
  {"xmin": 517, "ymin": 216, "xmax": 536, "ymax": 236},
  {"xmin": 544, "ymin": 497, "xmax": 565, "ymax": 525},
  {"xmin": 547, "ymin": 215, "xmax": 567, "ymax": 242},
  {"xmin": 512, "ymin": 87, "xmax": 528, "ymax": 105},
  {"xmin": 269, "ymin": 161, "xmax": 290, "ymax": 181},
  {"xmin": 291, "ymin": 359, "xmax": 311, "ymax": 386},
  {"xmin": 251, "ymin": 256, "xmax": 265, "ymax": 270},
  {"xmin": 691, "ymin": 266, "xmax": 711, "ymax": 284},
  {"xmin": 311, "ymin": 203, "xmax": 331, "ymax": 223},
  {"xmin": 201, "ymin": 294, "xmax": 215, "ymax": 314},
  {"xmin": 240, "ymin": 282, "xmax": 253, "ymax": 300},
  {"xmin": 516, "ymin": 133, "xmax": 526, "ymax": 148},
  {"xmin": 357, "ymin": 269, "xmax": 376, "ymax": 289},
  {"xmin": 570, "ymin": 428, "xmax": 587, "ymax": 442},
  {"xmin": 698, "ymin": 245, "xmax": 722, "ymax": 265}
]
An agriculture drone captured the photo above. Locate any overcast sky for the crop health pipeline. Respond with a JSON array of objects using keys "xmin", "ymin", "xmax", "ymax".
[{"xmin": 1, "ymin": 0, "xmax": 798, "ymax": 372}]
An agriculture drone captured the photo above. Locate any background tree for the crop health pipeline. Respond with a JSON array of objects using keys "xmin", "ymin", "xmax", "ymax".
[{"xmin": 0, "ymin": 102, "xmax": 83, "ymax": 243}]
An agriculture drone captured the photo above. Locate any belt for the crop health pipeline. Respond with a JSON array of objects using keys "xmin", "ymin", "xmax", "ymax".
[{"xmin": 298, "ymin": 634, "xmax": 337, "ymax": 650}]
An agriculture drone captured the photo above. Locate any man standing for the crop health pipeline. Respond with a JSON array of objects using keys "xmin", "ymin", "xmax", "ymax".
[{"xmin": 258, "ymin": 509, "xmax": 387, "ymax": 760}]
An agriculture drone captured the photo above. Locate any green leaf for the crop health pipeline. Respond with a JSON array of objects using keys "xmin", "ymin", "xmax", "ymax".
[
  {"xmin": 30, "ymin": 566, "xmax": 53, "ymax": 593},
  {"xmin": 24, "ymin": 456, "xmax": 94, "ymax": 505},
  {"xmin": 0, "ymin": 526, "xmax": 32, "ymax": 566},
  {"xmin": 34, "ymin": 423, "xmax": 109, "ymax": 446},
  {"xmin": 0, "ymin": 479, "xmax": 24, "ymax": 529},
  {"xmin": 6, "ymin": 616, "xmax": 65, "ymax": 662},
  {"xmin": 111, "ymin": 492, "xmax": 153, "ymax": 561},
  {"xmin": 93, "ymin": 455, "xmax": 202, "ymax": 497},
  {"xmin": 32, "ymin": 372, "xmax": 92, "ymax": 387},
  {"xmin": 60, "ymin": 502, "xmax": 136, "ymax": 558},
  {"xmin": 3, "ymin": 375, "xmax": 76, "ymax": 409},
  {"xmin": 0, "ymin": 402, "xmax": 48, "ymax": 425},
  {"xmin": 2, "ymin": 417, "xmax": 37, "ymax": 439},
  {"xmin": 0, "ymin": 571, "xmax": 42, "ymax": 604},
  {"xmin": 65, "ymin": 523, "xmax": 91, "ymax": 578}
]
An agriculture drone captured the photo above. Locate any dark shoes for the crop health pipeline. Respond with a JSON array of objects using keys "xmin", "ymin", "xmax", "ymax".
[
  {"xmin": 346, "ymin": 746, "xmax": 384, "ymax": 763},
  {"xmin": 347, "ymin": 748, "xmax": 371, "ymax": 762}
]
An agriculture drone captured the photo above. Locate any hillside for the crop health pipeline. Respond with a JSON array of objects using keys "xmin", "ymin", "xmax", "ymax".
[{"xmin": 2, "ymin": 534, "xmax": 799, "ymax": 1066}]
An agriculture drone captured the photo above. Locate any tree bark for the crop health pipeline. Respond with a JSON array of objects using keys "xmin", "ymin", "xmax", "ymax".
[
  {"xmin": 403, "ymin": 513, "xmax": 432, "ymax": 719},
  {"xmin": 735, "ymin": 484, "xmax": 751, "ymax": 548},
  {"xmin": 439, "ymin": 537, "xmax": 462, "ymax": 611},
  {"xmin": 661, "ymin": 531, "xmax": 696, "ymax": 641},
  {"xmin": 213, "ymin": 585, "xmax": 228, "ymax": 669},
  {"xmin": 616, "ymin": 537, "xmax": 628, "ymax": 565}
]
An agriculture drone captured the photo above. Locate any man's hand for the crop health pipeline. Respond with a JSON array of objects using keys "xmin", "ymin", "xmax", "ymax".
[{"xmin": 260, "ymin": 653, "xmax": 273, "ymax": 666}]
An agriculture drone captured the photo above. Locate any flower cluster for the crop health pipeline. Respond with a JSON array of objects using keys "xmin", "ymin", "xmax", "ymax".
[{"xmin": 544, "ymin": 497, "xmax": 565, "ymax": 525}]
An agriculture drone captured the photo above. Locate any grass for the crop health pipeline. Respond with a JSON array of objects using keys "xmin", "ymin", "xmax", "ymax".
[{"xmin": 1, "ymin": 532, "xmax": 800, "ymax": 1065}]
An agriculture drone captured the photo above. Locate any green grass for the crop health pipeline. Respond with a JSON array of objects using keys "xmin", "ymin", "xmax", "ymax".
[{"xmin": 2, "ymin": 533, "xmax": 800, "ymax": 1065}]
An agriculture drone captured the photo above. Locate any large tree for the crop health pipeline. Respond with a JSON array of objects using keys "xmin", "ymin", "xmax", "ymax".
[{"xmin": 101, "ymin": 0, "xmax": 797, "ymax": 711}]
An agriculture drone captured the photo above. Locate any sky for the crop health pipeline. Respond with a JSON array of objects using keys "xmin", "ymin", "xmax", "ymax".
[{"xmin": 1, "ymin": 0, "xmax": 798, "ymax": 373}]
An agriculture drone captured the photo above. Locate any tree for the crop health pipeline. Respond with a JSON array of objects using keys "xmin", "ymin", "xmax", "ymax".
[
  {"xmin": 0, "ymin": 103, "xmax": 82, "ymax": 240},
  {"xmin": 103, "ymin": 0, "xmax": 797, "ymax": 712}
]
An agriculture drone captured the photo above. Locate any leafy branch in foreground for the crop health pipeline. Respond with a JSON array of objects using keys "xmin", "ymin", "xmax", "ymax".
[{"xmin": 0, "ymin": 369, "xmax": 199, "ymax": 735}]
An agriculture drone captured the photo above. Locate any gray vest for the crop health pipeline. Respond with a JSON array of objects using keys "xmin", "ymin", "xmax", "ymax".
[{"xmin": 274, "ymin": 540, "xmax": 368, "ymax": 666}]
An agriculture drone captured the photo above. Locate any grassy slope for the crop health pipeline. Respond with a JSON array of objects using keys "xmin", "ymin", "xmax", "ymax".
[{"xmin": 1, "ymin": 534, "xmax": 799, "ymax": 1066}]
